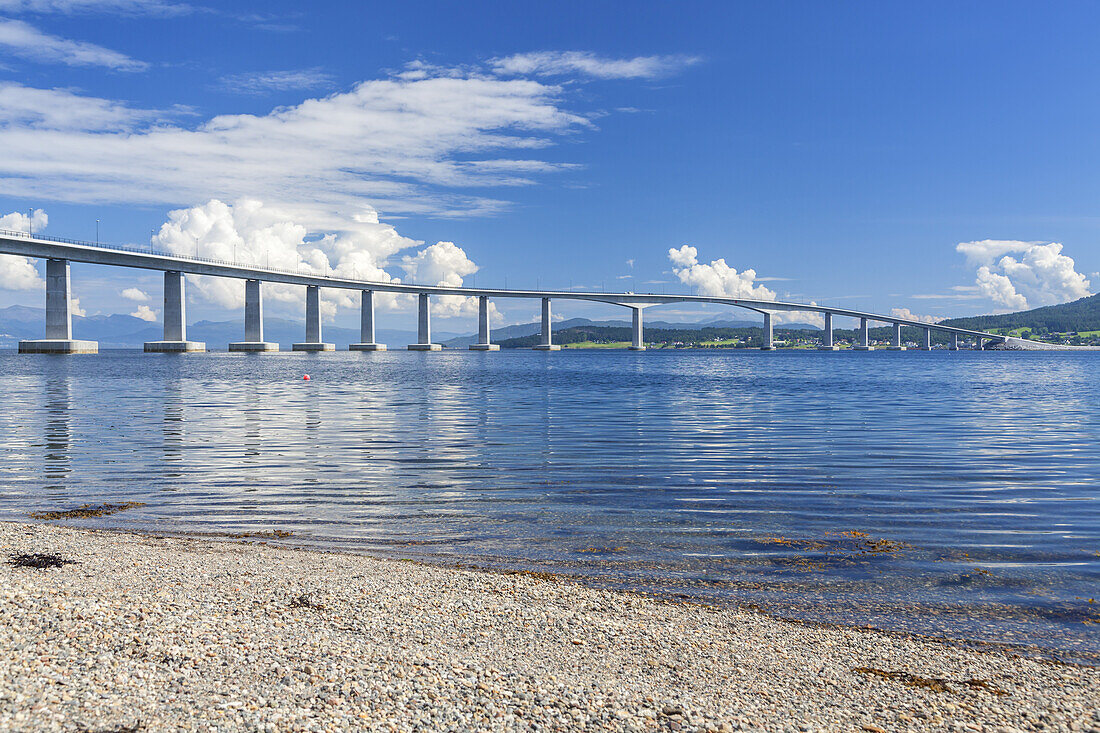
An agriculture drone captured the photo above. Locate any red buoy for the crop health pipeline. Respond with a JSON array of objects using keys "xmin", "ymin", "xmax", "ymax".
[{"xmin": 303, "ymin": 374, "xmax": 311, "ymax": 381}]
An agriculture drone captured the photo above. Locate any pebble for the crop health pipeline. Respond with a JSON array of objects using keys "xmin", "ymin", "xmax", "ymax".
[{"xmin": 0, "ymin": 521, "xmax": 1095, "ymax": 732}]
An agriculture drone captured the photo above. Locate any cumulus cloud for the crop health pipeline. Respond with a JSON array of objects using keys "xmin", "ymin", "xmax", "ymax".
[
  {"xmin": 129, "ymin": 304, "xmax": 156, "ymax": 321},
  {"xmin": 956, "ymin": 240, "xmax": 1092, "ymax": 311},
  {"xmin": 491, "ymin": 51, "xmax": 700, "ymax": 80},
  {"xmin": 69, "ymin": 297, "xmax": 85, "ymax": 317},
  {"xmin": 218, "ymin": 68, "xmax": 334, "ymax": 96},
  {"xmin": 0, "ymin": 209, "xmax": 46, "ymax": 290},
  {"xmin": 120, "ymin": 287, "xmax": 148, "ymax": 301},
  {"xmin": 0, "ymin": 18, "xmax": 147, "ymax": 70},
  {"xmin": 890, "ymin": 307, "xmax": 945, "ymax": 324},
  {"xmin": 667, "ymin": 245, "xmax": 777, "ymax": 300},
  {"xmin": 151, "ymin": 198, "xmax": 485, "ymax": 318},
  {"xmin": 667, "ymin": 245, "xmax": 822, "ymax": 326},
  {"xmin": 400, "ymin": 240, "xmax": 485, "ymax": 317}
]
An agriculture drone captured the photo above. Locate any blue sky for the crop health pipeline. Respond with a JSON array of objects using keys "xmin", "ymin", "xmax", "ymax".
[{"xmin": 0, "ymin": 0, "xmax": 1097, "ymax": 331}]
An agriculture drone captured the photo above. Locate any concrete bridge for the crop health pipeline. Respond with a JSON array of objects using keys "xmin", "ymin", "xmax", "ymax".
[{"xmin": 0, "ymin": 228, "xmax": 1006, "ymax": 354}]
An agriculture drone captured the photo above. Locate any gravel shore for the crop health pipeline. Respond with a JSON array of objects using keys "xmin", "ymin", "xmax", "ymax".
[{"xmin": 1, "ymin": 522, "xmax": 1095, "ymax": 732}]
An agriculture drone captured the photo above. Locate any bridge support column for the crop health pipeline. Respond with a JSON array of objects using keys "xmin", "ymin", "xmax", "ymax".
[
  {"xmin": 854, "ymin": 317, "xmax": 873, "ymax": 350},
  {"xmin": 408, "ymin": 293, "xmax": 442, "ymax": 350},
  {"xmin": 917, "ymin": 327, "xmax": 932, "ymax": 351},
  {"xmin": 293, "ymin": 285, "xmax": 334, "ymax": 351},
  {"xmin": 533, "ymin": 297, "xmax": 560, "ymax": 350},
  {"xmin": 818, "ymin": 312, "xmax": 838, "ymax": 350},
  {"xmin": 975, "ymin": 336, "xmax": 984, "ymax": 350},
  {"xmin": 887, "ymin": 322, "xmax": 906, "ymax": 350},
  {"xmin": 145, "ymin": 271, "xmax": 204, "ymax": 352},
  {"xmin": 19, "ymin": 258, "xmax": 97, "ymax": 354},
  {"xmin": 760, "ymin": 312, "xmax": 773, "ymax": 350},
  {"xmin": 630, "ymin": 308, "xmax": 646, "ymax": 350},
  {"xmin": 229, "ymin": 279, "xmax": 278, "ymax": 351},
  {"xmin": 949, "ymin": 332, "xmax": 959, "ymax": 351},
  {"xmin": 351, "ymin": 290, "xmax": 386, "ymax": 350},
  {"xmin": 470, "ymin": 295, "xmax": 499, "ymax": 350}
]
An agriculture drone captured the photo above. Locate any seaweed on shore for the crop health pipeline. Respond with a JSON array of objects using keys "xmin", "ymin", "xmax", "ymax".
[
  {"xmin": 227, "ymin": 530, "xmax": 293, "ymax": 539},
  {"xmin": 290, "ymin": 593, "xmax": 325, "ymax": 610},
  {"xmin": 7, "ymin": 552, "xmax": 74, "ymax": 569},
  {"xmin": 30, "ymin": 502, "xmax": 146, "ymax": 520},
  {"xmin": 855, "ymin": 666, "xmax": 1008, "ymax": 696}
]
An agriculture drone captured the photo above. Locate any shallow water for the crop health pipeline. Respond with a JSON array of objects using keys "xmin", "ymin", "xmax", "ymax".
[{"xmin": 1, "ymin": 349, "xmax": 1097, "ymax": 660}]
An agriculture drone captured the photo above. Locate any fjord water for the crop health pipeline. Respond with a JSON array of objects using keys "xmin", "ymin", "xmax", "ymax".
[{"xmin": 1, "ymin": 349, "xmax": 1097, "ymax": 660}]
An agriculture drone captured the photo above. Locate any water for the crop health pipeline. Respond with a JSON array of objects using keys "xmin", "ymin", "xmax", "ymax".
[{"xmin": 1, "ymin": 349, "xmax": 1097, "ymax": 661}]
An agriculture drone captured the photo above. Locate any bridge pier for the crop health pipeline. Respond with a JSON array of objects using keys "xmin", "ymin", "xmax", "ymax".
[
  {"xmin": 470, "ymin": 295, "xmax": 499, "ymax": 350},
  {"xmin": 533, "ymin": 297, "xmax": 560, "ymax": 350},
  {"xmin": 19, "ymin": 258, "xmax": 97, "ymax": 354},
  {"xmin": 293, "ymin": 285, "xmax": 334, "ymax": 351},
  {"xmin": 975, "ymin": 336, "xmax": 984, "ymax": 350},
  {"xmin": 916, "ymin": 327, "xmax": 932, "ymax": 351},
  {"xmin": 408, "ymin": 293, "xmax": 442, "ymax": 350},
  {"xmin": 949, "ymin": 332, "xmax": 959, "ymax": 351},
  {"xmin": 854, "ymin": 317, "xmax": 873, "ymax": 350},
  {"xmin": 229, "ymin": 279, "xmax": 278, "ymax": 351},
  {"xmin": 886, "ymin": 322, "xmax": 906, "ymax": 350},
  {"xmin": 818, "ymin": 312, "xmax": 838, "ymax": 350},
  {"xmin": 630, "ymin": 307, "xmax": 646, "ymax": 350},
  {"xmin": 350, "ymin": 290, "xmax": 386, "ymax": 350},
  {"xmin": 145, "ymin": 271, "xmax": 204, "ymax": 352},
  {"xmin": 760, "ymin": 312, "xmax": 773, "ymax": 350}
]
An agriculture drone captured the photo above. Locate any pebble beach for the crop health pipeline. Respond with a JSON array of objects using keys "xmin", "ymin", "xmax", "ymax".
[{"xmin": 0, "ymin": 521, "xmax": 1096, "ymax": 732}]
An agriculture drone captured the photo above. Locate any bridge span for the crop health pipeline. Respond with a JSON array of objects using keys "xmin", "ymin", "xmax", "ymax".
[{"xmin": 0, "ymin": 228, "xmax": 1005, "ymax": 354}]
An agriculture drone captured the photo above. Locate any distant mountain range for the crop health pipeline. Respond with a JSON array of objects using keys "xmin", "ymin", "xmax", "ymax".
[
  {"xmin": 0, "ymin": 305, "xmax": 826, "ymax": 350},
  {"xmin": 0, "ymin": 305, "xmax": 454, "ymax": 349},
  {"xmin": 941, "ymin": 293, "xmax": 1100, "ymax": 333}
]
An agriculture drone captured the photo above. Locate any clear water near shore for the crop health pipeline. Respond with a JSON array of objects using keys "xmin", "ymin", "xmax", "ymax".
[{"xmin": 0, "ymin": 349, "xmax": 1097, "ymax": 661}]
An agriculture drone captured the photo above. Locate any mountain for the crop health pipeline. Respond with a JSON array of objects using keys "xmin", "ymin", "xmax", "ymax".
[
  {"xmin": 941, "ymin": 294, "xmax": 1100, "ymax": 333},
  {"xmin": 0, "ymin": 306, "xmax": 459, "ymax": 349}
]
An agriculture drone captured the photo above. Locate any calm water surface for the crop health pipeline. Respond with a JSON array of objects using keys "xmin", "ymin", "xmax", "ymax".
[{"xmin": 1, "ymin": 350, "xmax": 1097, "ymax": 660}]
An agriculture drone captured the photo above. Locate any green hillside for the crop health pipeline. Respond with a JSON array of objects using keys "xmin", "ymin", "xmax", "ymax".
[
  {"xmin": 497, "ymin": 325, "xmax": 953, "ymax": 349},
  {"xmin": 941, "ymin": 293, "xmax": 1100, "ymax": 334}
]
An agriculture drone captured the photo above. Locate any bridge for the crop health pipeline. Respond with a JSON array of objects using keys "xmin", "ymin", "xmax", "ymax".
[{"xmin": 0, "ymin": 228, "xmax": 1006, "ymax": 354}]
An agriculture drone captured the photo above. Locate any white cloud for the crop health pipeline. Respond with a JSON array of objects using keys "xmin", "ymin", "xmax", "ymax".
[
  {"xmin": 0, "ymin": 0, "xmax": 191, "ymax": 14},
  {"xmin": 69, "ymin": 297, "xmax": 85, "ymax": 316},
  {"xmin": 129, "ymin": 303, "xmax": 156, "ymax": 321},
  {"xmin": 956, "ymin": 240, "xmax": 1092, "ymax": 311},
  {"xmin": 0, "ymin": 82, "xmax": 165, "ymax": 130},
  {"xmin": 218, "ymin": 68, "xmax": 334, "ymax": 96},
  {"xmin": 0, "ymin": 18, "xmax": 147, "ymax": 70},
  {"xmin": 667, "ymin": 245, "xmax": 777, "ymax": 300},
  {"xmin": 667, "ymin": 245, "xmax": 822, "ymax": 326},
  {"xmin": 491, "ymin": 51, "xmax": 701, "ymax": 80},
  {"xmin": 890, "ymin": 307, "xmax": 945, "ymax": 324},
  {"xmin": 400, "ymin": 240, "xmax": 486, "ymax": 317},
  {"xmin": 0, "ymin": 208, "xmax": 46, "ymax": 290},
  {"xmin": 120, "ymin": 287, "xmax": 148, "ymax": 301},
  {"xmin": 151, "ymin": 198, "xmax": 487, "ymax": 318},
  {"xmin": 0, "ymin": 72, "xmax": 588, "ymax": 217}
]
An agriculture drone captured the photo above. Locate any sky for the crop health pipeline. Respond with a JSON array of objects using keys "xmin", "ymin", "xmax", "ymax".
[{"xmin": 0, "ymin": 0, "xmax": 1098, "ymax": 332}]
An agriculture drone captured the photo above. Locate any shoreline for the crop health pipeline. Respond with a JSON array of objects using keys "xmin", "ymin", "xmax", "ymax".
[
  {"xmin": 22, "ymin": 520, "xmax": 1097, "ymax": 667},
  {"xmin": 2, "ymin": 522, "xmax": 1095, "ymax": 731}
]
